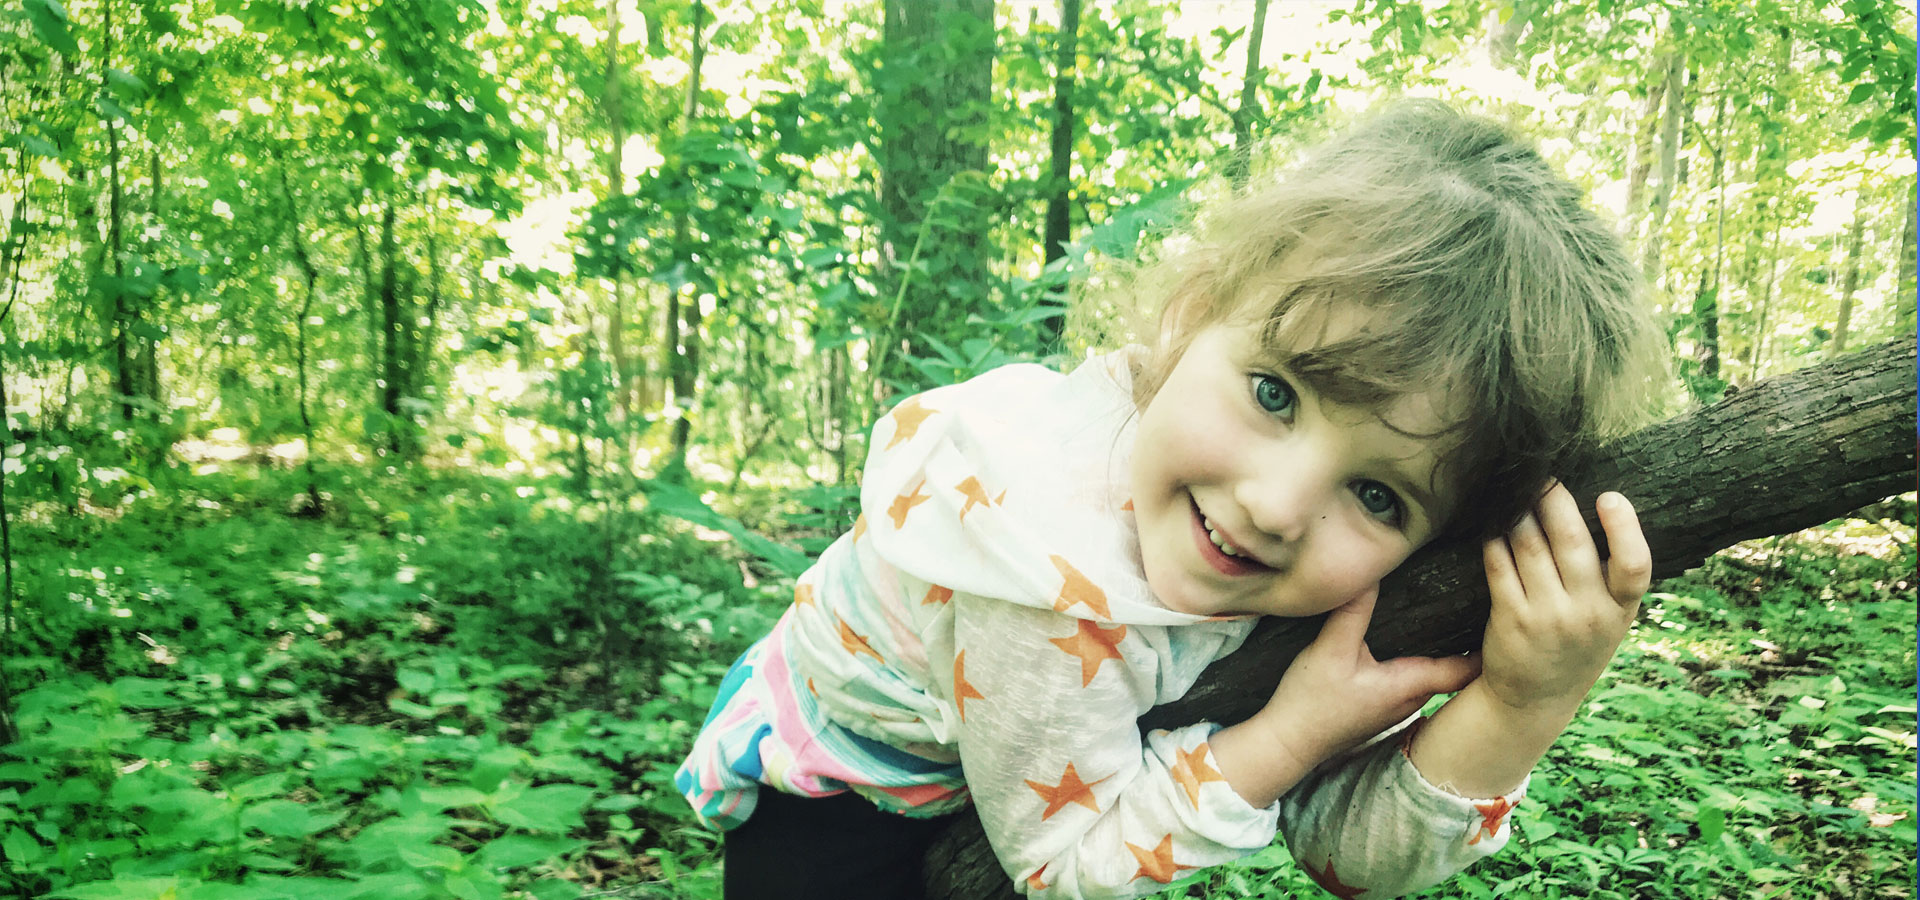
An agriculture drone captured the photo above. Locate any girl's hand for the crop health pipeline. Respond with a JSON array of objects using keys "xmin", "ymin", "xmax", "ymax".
[
  {"xmin": 1477, "ymin": 484, "xmax": 1651, "ymax": 718},
  {"xmin": 1259, "ymin": 587, "xmax": 1483, "ymax": 770}
]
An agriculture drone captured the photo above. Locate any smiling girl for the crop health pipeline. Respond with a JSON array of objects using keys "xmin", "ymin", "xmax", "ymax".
[{"xmin": 676, "ymin": 100, "xmax": 1666, "ymax": 900}]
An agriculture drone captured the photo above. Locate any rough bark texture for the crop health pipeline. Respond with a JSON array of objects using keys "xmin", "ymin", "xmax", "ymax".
[{"xmin": 924, "ymin": 339, "xmax": 1917, "ymax": 900}]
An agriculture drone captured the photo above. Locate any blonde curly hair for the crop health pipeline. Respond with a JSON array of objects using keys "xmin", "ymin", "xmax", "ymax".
[{"xmin": 1124, "ymin": 100, "xmax": 1667, "ymax": 539}]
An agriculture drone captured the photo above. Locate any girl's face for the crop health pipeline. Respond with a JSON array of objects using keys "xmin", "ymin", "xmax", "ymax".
[{"xmin": 1130, "ymin": 320, "xmax": 1457, "ymax": 618}]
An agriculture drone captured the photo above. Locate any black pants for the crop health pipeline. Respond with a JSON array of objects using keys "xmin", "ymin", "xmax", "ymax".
[{"xmin": 724, "ymin": 788, "xmax": 963, "ymax": 900}]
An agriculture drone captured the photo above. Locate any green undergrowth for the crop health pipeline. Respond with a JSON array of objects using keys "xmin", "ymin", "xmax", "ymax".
[
  {"xmin": 1, "ymin": 463, "xmax": 791, "ymax": 900},
  {"xmin": 2, "ymin": 463, "xmax": 1912, "ymax": 900}
]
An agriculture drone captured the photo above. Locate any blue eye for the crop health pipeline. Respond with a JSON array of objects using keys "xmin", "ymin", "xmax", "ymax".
[
  {"xmin": 1251, "ymin": 374, "xmax": 1296, "ymax": 416},
  {"xmin": 1354, "ymin": 481, "xmax": 1403, "ymax": 525}
]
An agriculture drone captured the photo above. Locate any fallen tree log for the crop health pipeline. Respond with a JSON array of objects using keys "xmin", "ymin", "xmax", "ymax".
[{"xmin": 926, "ymin": 337, "xmax": 1917, "ymax": 900}]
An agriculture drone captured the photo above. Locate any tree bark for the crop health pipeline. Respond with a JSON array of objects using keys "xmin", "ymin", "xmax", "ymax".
[
  {"xmin": 1225, "ymin": 0, "xmax": 1271, "ymax": 192},
  {"xmin": 665, "ymin": 0, "xmax": 709, "ymax": 471},
  {"xmin": 1038, "ymin": 0, "xmax": 1079, "ymax": 349},
  {"xmin": 1621, "ymin": 45, "xmax": 1671, "ymax": 237},
  {"xmin": 1828, "ymin": 208, "xmax": 1865, "ymax": 355},
  {"xmin": 604, "ymin": 0, "xmax": 632, "ymax": 419},
  {"xmin": 277, "ymin": 163, "xmax": 325, "ymax": 516},
  {"xmin": 1639, "ymin": 48, "xmax": 1686, "ymax": 280},
  {"xmin": 1691, "ymin": 89, "xmax": 1725, "ymax": 382},
  {"xmin": 1897, "ymin": 184, "xmax": 1916, "ymax": 327},
  {"xmin": 924, "ymin": 338, "xmax": 1918, "ymax": 900},
  {"xmin": 378, "ymin": 203, "xmax": 404, "ymax": 453},
  {"xmin": 102, "ymin": 0, "xmax": 134, "ymax": 422}
]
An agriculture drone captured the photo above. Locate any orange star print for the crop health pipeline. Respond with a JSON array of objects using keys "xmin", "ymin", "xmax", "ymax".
[
  {"xmin": 889, "ymin": 479, "xmax": 931, "ymax": 529},
  {"xmin": 1125, "ymin": 835, "xmax": 1196, "ymax": 884},
  {"xmin": 1048, "ymin": 619, "xmax": 1128, "ymax": 687},
  {"xmin": 1306, "ymin": 857, "xmax": 1366, "ymax": 898},
  {"xmin": 1025, "ymin": 864, "xmax": 1049, "ymax": 892},
  {"xmin": 1025, "ymin": 762, "xmax": 1106, "ymax": 820},
  {"xmin": 837, "ymin": 616, "xmax": 884, "ymax": 665},
  {"xmin": 1168, "ymin": 745, "xmax": 1225, "ymax": 807},
  {"xmin": 851, "ymin": 514, "xmax": 867, "ymax": 541},
  {"xmin": 952, "ymin": 651, "xmax": 985, "ymax": 722},
  {"xmin": 1049, "ymin": 555, "xmax": 1111, "ymax": 619},
  {"xmin": 794, "ymin": 583, "xmax": 816, "ymax": 607},
  {"xmin": 884, "ymin": 397, "xmax": 936, "ymax": 449},
  {"xmin": 954, "ymin": 476, "xmax": 993, "ymax": 522},
  {"xmin": 923, "ymin": 584, "xmax": 953, "ymax": 605},
  {"xmin": 1469, "ymin": 797, "xmax": 1517, "ymax": 845}
]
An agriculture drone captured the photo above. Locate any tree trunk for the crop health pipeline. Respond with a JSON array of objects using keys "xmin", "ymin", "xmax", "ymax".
[
  {"xmin": 1621, "ymin": 47, "xmax": 1671, "ymax": 237},
  {"xmin": 277, "ymin": 164, "xmax": 325, "ymax": 516},
  {"xmin": 1225, "ymin": 0, "xmax": 1271, "ymax": 191},
  {"xmin": 1897, "ymin": 184, "xmax": 1916, "ymax": 328},
  {"xmin": 1639, "ymin": 46, "xmax": 1685, "ymax": 280},
  {"xmin": 924, "ymin": 338, "xmax": 1918, "ymax": 900},
  {"xmin": 1828, "ymin": 208, "xmax": 1866, "ymax": 355},
  {"xmin": 135, "ymin": 148, "xmax": 162, "ymax": 412},
  {"xmin": 666, "ymin": 0, "xmax": 709, "ymax": 472},
  {"xmin": 604, "ymin": 0, "xmax": 632, "ymax": 419},
  {"xmin": 378, "ymin": 203, "xmax": 404, "ymax": 453},
  {"xmin": 1692, "ymin": 90, "xmax": 1726, "ymax": 381},
  {"xmin": 1484, "ymin": 0, "xmax": 1534, "ymax": 71},
  {"xmin": 413, "ymin": 224, "xmax": 442, "ymax": 401},
  {"xmin": 875, "ymin": 0, "xmax": 995, "ymax": 389},
  {"xmin": 1038, "ymin": 0, "xmax": 1080, "ymax": 349},
  {"xmin": 1750, "ymin": 228, "xmax": 1783, "ymax": 379},
  {"xmin": 103, "ymin": 0, "xmax": 134, "ymax": 422}
]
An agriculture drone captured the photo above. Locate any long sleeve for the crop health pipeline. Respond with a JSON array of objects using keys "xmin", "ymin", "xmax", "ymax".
[
  {"xmin": 773, "ymin": 354, "xmax": 1522, "ymax": 899},
  {"xmin": 1275, "ymin": 719, "xmax": 1526, "ymax": 899}
]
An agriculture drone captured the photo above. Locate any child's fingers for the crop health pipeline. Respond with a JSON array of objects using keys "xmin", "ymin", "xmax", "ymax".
[
  {"xmin": 1536, "ymin": 484, "xmax": 1604, "ymax": 598},
  {"xmin": 1596, "ymin": 492, "xmax": 1652, "ymax": 607},
  {"xmin": 1384, "ymin": 652, "xmax": 1483, "ymax": 698},
  {"xmin": 1316, "ymin": 585, "xmax": 1378, "ymax": 650},
  {"xmin": 1504, "ymin": 507, "xmax": 1563, "ymax": 599},
  {"xmin": 1482, "ymin": 535, "xmax": 1527, "ymax": 610}
]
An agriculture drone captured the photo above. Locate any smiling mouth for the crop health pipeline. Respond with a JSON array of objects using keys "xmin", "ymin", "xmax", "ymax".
[{"xmin": 1188, "ymin": 496, "xmax": 1271, "ymax": 576}]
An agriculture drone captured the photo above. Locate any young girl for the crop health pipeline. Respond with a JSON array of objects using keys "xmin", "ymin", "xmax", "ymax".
[{"xmin": 676, "ymin": 100, "xmax": 1666, "ymax": 900}]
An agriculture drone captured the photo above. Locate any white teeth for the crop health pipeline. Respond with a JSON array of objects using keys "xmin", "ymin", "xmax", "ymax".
[{"xmin": 1201, "ymin": 516, "xmax": 1240, "ymax": 557}]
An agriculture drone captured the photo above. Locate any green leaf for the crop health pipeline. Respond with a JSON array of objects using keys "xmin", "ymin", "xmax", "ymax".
[
  {"xmin": 24, "ymin": 0, "xmax": 80, "ymax": 56},
  {"xmin": 229, "ymin": 772, "xmax": 290, "ymax": 801},
  {"xmin": 1696, "ymin": 804, "xmax": 1725, "ymax": 844},
  {"xmin": 476, "ymin": 834, "xmax": 581, "ymax": 871},
  {"xmin": 106, "ymin": 68, "xmax": 149, "ymax": 102},
  {"xmin": 527, "ymin": 880, "xmax": 583, "ymax": 900},
  {"xmin": 2, "ymin": 827, "xmax": 42, "ymax": 865},
  {"xmin": 442, "ymin": 871, "xmax": 503, "ymax": 900},
  {"xmin": 397, "ymin": 843, "xmax": 464, "ymax": 871},
  {"xmin": 49, "ymin": 878, "xmax": 182, "ymax": 900},
  {"xmin": 109, "ymin": 677, "xmax": 178, "ymax": 708},
  {"xmin": 641, "ymin": 481, "xmax": 813, "ymax": 576},
  {"xmin": 493, "ymin": 783, "xmax": 594, "ymax": 833},
  {"xmin": 242, "ymin": 800, "xmax": 344, "ymax": 838},
  {"xmin": 417, "ymin": 785, "xmax": 489, "ymax": 809},
  {"xmin": 396, "ymin": 668, "xmax": 435, "ymax": 694}
]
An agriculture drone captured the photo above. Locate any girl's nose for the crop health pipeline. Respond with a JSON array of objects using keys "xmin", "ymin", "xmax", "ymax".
[{"xmin": 1234, "ymin": 455, "xmax": 1330, "ymax": 544}]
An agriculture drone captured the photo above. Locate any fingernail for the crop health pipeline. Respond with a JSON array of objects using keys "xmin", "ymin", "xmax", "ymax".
[{"xmin": 1599, "ymin": 493, "xmax": 1622, "ymax": 511}]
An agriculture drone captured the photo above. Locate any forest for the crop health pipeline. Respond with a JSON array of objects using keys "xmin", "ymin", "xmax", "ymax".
[{"xmin": 1, "ymin": 0, "xmax": 1915, "ymax": 898}]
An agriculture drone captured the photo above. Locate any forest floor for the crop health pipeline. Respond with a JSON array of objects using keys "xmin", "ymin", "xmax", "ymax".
[{"xmin": 2, "ymin": 462, "xmax": 1913, "ymax": 900}]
